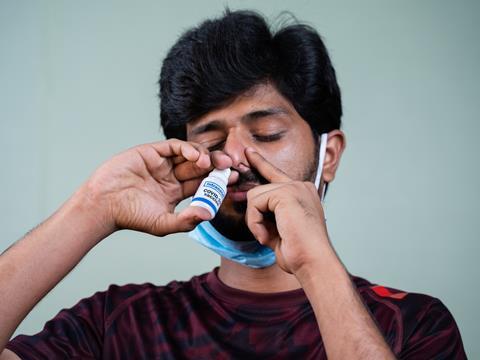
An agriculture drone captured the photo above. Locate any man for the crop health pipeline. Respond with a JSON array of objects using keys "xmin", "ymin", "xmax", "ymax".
[{"xmin": 0, "ymin": 10, "xmax": 466, "ymax": 359}]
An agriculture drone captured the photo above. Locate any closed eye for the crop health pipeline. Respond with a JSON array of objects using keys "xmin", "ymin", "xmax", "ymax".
[
  {"xmin": 206, "ymin": 131, "xmax": 286, "ymax": 151},
  {"xmin": 253, "ymin": 131, "xmax": 285, "ymax": 142}
]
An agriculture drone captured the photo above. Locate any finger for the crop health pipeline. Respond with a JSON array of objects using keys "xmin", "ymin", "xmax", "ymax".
[
  {"xmin": 245, "ymin": 205, "xmax": 270, "ymax": 244},
  {"xmin": 181, "ymin": 171, "xmax": 239, "ymax": 198},
  {"xmin": 153, "ymin": 206, "xmax": 211, "ymax": 236},
  {"xmin": 173, "ymin": 142, "xmax": 213, "ymax": 181},
  {"xmin": 246, "ymin": 182, "xmax": 286, "ymax": 199},
  {"xmin": 175, "ymin": 148, "xmax": 234, "ymax": 184},
  {"xmin": 210, "ymin": 151, "xmax": 233, "ymax": 169},
  {"xmin": 175, "ymin": 162, "xmax": 238, "ymax": 186},
  {"xmin": 134, "ymin": 145, "xmax": 172, "ymax": 184},
  {"xmin": 246, "ymin": 195, "xmax": 280, "ymax": 248},
  {"xmin": 178, "ymin": 205, "xmax": 213, "ymax": 226},
  {"xmin": 149, "ymin": 139, "xmax": 209, "ymax": 165},
  {"xmin": 137, "ymin": 144, "xmax": 207, "ymax": 185},
  {"xmin": 210, "ymin": 151, "xmax": 237, "ymax": 184},
  {"xmin": 181, "ymin": 177, "xmax": 204, "ymax": 198},
  {"xmin": 174, "ymin": 161, "xmax": 213, "ymax": 182},
  {"xmin": 245, "ymin": 147, "xmax": 291, "ymax": 183},
  {"xmin": 172, "ymin": 142, "xmax": 211, "ymax": 169},
  {"xmin": 228, "ymin": 170, "xmax": 239, "ymax": 185}
]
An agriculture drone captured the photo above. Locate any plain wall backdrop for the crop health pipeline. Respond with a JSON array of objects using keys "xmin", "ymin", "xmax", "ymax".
[{"xmin": 1, "ymin": 0, "xmax": 478, "ymax": 357}]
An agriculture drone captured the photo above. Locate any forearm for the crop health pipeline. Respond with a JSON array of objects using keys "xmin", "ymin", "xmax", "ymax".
[
  {"xmin": 0, "ymin": 185, "xmax": 112, "ymax": 350},
  {"xmin": 297, "ymin": 246, "xmax": 395, "ymax": 360}
]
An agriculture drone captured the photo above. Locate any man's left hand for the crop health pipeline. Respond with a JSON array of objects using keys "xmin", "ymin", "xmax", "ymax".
[{"xmin": 244, "ymin": 147, "xmax": 333, "ymax": 275}]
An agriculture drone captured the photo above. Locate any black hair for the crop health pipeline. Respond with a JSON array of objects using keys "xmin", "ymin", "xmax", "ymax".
[{"xmin": 159, "ymin": 9, "xmax": 342, "ymax": 139}]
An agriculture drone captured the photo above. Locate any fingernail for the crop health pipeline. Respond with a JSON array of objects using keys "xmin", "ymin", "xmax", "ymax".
[{"xmin": 245, "ymin": 147, "xmax": 255, "ymax": 153}]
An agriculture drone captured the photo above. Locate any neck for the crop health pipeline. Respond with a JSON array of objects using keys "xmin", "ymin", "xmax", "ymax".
[{"xmin": 218, "ymin": 257, "xmax": 301, "ymax": 293}]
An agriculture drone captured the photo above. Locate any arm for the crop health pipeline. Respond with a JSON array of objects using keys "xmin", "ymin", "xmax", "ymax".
[
  {"xmin": 0, "ymin": 187, "xmax": 111, "ymax": 353},
  {"xmin": 296, "ymin": 247, "xmax": 395, "ymax": 359},
  {"xmin": 244, "ymin": 148, "xmax": 395, "ymax": 359},
  {"xmin": 0, "ymin": 140, "xmax": 219, "ymax": 355}
]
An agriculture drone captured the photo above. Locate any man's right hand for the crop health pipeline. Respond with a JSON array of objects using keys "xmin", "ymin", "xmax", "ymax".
[
  {"xmin": 0, "ymin": 138, "xmax": 233, "ymax": 354},
  {"xmin": 80, "ymin": 139, "xmax": 223, "ymax": 238}
]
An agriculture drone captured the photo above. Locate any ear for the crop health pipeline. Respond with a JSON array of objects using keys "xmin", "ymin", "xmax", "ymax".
[{"xmin": 322, "ymin": 129, "xmax": 346, "ymax": 184}]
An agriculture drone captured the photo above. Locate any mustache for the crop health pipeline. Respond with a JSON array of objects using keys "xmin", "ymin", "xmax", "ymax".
[{"xmin": 236, "ymin": 168, "xmax": 268, "ymax": 186}]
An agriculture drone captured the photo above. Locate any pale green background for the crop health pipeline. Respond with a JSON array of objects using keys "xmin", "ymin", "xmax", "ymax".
[{"xmin": 1, "ymin": 0, "xmax": 478, "ymax": 357}]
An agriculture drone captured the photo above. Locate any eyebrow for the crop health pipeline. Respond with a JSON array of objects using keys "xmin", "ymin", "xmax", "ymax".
[{"xmin": 190, "ymin": 107, "xmax": 289, "ymax": 135}]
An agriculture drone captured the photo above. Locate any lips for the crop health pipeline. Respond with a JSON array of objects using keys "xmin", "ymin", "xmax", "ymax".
[{"xmin": 227, "ymin": 182, "xmax": 258, "ymax": 202}]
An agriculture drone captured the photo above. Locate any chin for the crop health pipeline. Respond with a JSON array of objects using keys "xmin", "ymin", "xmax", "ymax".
[
  {"xmin": 219, "ymin": 198, "xmax": 247, "ymax": 221},
  {"xmin": 211, "ymin": 201, "xmax": 257, "ymax": 242}
]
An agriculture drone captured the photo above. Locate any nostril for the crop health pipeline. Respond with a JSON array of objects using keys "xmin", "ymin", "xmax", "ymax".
[{"xmin": 234, "ymin": 162, "xmax": 251, "ymax": 173}]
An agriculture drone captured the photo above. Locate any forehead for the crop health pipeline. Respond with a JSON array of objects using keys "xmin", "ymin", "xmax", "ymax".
[{"xmin": 186, "ymin": 83, "xmax": 303, "ymax": 134}]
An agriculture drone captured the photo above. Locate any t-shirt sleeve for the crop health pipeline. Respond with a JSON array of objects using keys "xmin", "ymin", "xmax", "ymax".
[
  {"xmin": 5, "ymin": 289, "xmax": 107, "ymax": 359},
  {"xmin": 399, "ymin": 298, "xmax": 467, "ymax": 359}
]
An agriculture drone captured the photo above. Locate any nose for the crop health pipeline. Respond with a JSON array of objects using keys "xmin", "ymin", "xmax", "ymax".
[{"xmin": 222, "ymin": 131, "xmax": 250, "ymax": 171}]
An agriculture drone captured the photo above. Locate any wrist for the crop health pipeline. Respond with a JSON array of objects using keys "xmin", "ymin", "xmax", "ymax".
[
  {"xmin": 294, "ymin": 244, "xmax": 349, "ymax": 290},
  {"xmin": 65, "ymin": 182, "xmax": 116, "ymax": 245}
]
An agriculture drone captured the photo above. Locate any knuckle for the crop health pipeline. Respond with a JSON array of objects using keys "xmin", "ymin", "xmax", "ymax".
[{"xmin": 167, "ymin": 138, "xmax": 180, "ymax": 146}]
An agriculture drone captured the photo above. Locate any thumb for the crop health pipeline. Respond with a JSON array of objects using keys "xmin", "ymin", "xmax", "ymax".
[{"xmin": 152, "ymin": 206, "xmax": 212, "ymax": 236}]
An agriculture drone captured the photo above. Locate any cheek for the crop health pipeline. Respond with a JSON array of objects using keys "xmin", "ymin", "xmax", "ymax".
[{"xmin": 264, "ymin": 140, "xmax": 314, "ymax": 180}]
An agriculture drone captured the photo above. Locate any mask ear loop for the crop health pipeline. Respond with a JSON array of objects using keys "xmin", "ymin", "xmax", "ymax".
[{"xmin": 314, "ymin": 133, "xmax": 329, "ymax": 203}]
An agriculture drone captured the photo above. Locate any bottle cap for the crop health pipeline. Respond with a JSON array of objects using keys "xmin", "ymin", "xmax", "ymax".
[{"xmin": 209, "ymin": 168, "xmax": 231, "ymax": 184}]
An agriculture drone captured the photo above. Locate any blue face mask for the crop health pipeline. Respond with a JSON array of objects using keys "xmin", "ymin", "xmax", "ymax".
[
  {"xmin": 189, "ymin": 221, "xmax": 276, "ymax": 268},
  {"xmin": 188, "ymin": 133, "xmax": 328, "ymax": 269}
]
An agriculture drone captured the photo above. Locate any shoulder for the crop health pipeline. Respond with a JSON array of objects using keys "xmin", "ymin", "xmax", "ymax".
[
  {"xmin": 352, "ymin": 276, "xmax": 466, "ymax": 358},
  {"xmin": 353, "ymin": 275, "xmax": 451, "ymax": 328},
  {"xmin": 353, "ymin": 275, "xmax": 437, "ymax": 309}
]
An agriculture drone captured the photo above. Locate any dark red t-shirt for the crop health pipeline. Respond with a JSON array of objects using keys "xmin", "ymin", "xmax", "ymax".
[{"xmin": 7, "ymin": 268, "xmax": 466, "ymax": 359}]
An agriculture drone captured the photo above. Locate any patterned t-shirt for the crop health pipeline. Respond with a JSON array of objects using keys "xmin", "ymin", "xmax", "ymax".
[{"xmin": 6, "ymin": 268, "xmax": 466, "ymax": 359}]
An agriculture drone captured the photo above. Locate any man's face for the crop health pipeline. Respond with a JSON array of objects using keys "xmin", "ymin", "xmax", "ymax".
[{"xmin": 186, "ymin": 83, "xmax": 318, "ymax": 241}]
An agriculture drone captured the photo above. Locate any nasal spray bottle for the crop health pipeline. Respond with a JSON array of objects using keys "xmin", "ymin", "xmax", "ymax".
[{"xmin": 190, "ymin": 168, "xmax": 231, "ymax": 218}]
